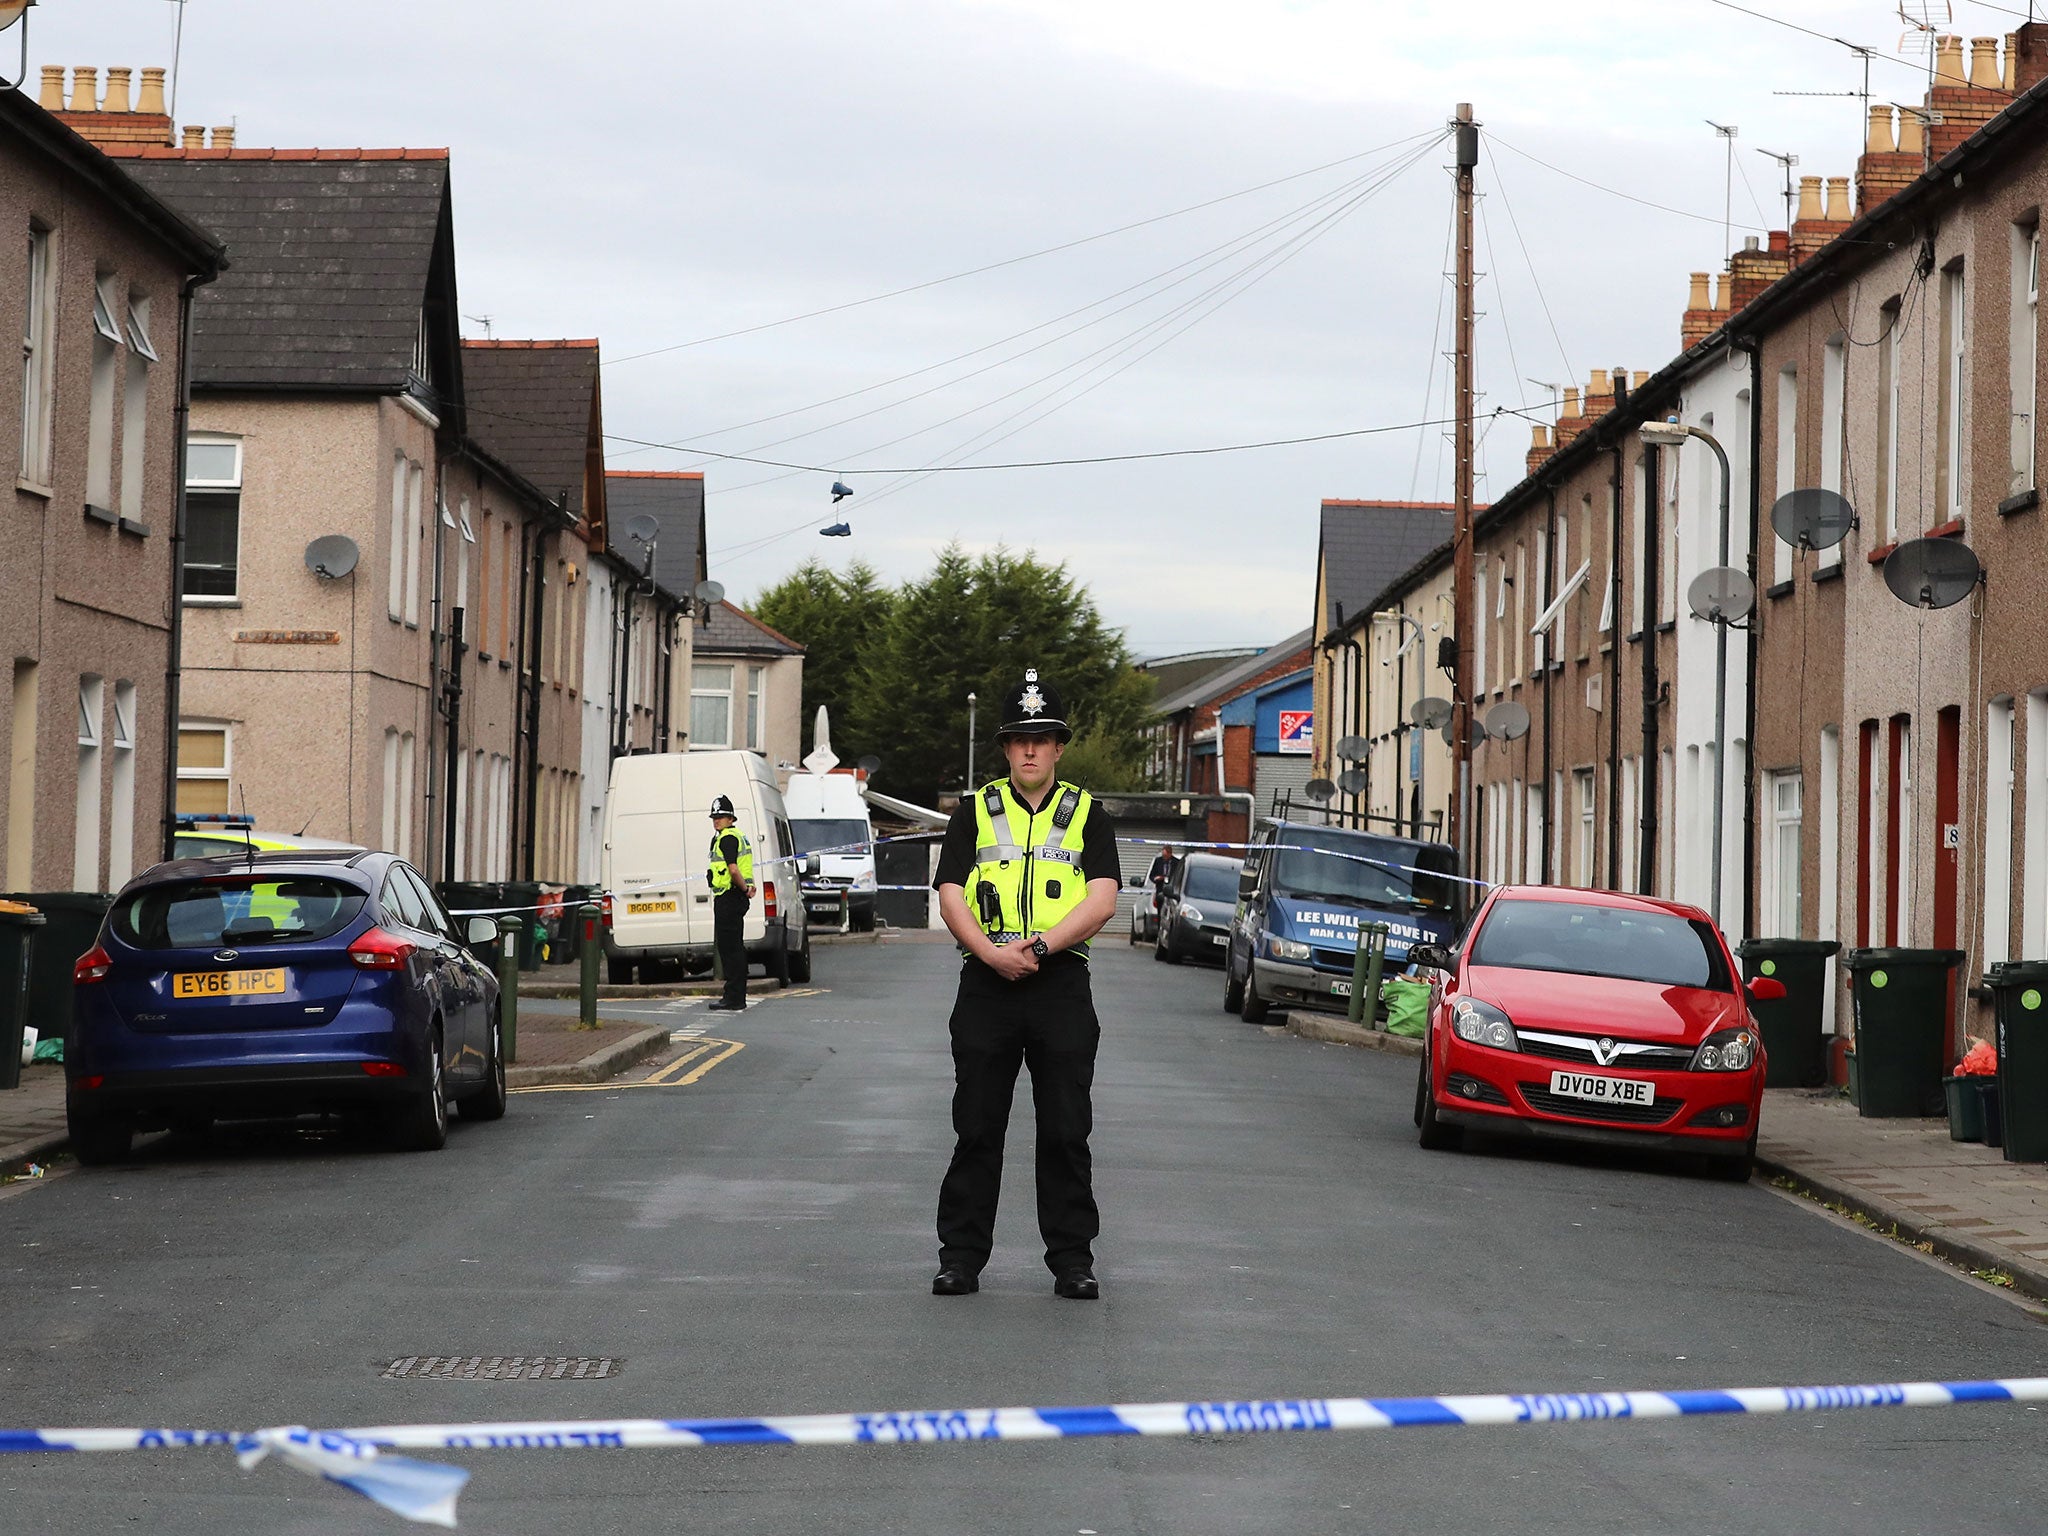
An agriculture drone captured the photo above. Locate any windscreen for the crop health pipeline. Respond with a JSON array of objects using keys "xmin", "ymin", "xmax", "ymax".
[
  {"xmin": 1270, "ymin": 829, "xmax": 1460, "ymax": 914},
  {"xmin": 114, "ymin": 878, "xmax": 367, "ymax": 949},
  {"xmin": 1469, "ymin": 899, "xmax": 1733, "ymax": 990},
  {"xmin": 791, "ymin": 819, "xmax": 870, "ymax": 856},
  {"xmin": 1183, "ymin": 861, "xmax": 1240, "ymax": 902}
]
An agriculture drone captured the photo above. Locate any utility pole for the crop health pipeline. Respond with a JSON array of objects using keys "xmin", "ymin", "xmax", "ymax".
[{"xmin": 1448, "ymin": 103, "xmax": 1479, "ymax": 872}]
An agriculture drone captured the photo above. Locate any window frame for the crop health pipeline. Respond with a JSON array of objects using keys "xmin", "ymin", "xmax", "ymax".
[
  {"xmin": 182, "ymin": 435, "xmax": 245, "ymax": 601},
  {"xmin": 175, "ymin": 720, "xmax": 231, "ymax": 815},
  {"xmin": 20, "ymin": 223, "xmax": 54, "ymax": 485},
  {"xmin": 691, "ymin": 662, "xmax": 736, "ymax": 749}
]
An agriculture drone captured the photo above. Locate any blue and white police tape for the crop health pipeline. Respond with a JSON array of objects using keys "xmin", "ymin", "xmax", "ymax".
[{"xmin": 10, "ymin": 1374, "xmax": 2048, "ymax": 1526}]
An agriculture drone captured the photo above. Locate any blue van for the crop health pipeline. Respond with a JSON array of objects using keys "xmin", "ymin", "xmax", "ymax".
[{"xmin": 1223, "ymin": 820, "xmax": 1465, "ymax": 1022}]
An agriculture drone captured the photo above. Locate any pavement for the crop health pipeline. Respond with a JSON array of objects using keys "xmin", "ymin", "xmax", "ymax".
[{"xmin": 9, "ymin": 940, "xmax": 2048, "ymax": 1533}]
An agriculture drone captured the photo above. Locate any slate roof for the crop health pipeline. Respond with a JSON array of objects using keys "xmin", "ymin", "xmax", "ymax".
[
  {"xmin": 463, "ymin": 340, "xmax": 604, "ymax": 524},
  {"xmin": 696, "ymin": 600, "xmax": 803, "ymax": 658},
  {"xmin": 114, "ymin": 148, "xmax": 455, "ymax": 393},
  {"xmin": 1316, "ymin": 501, "xmax": 1472, "ymax": 637},
  {"xmin": 1137, "ymin": 648, "xmax": 1263, "ymax": 702},
  {"xmin": 605, "ymin": 472, "xmax": 704, "ymax": 601},
  {"xmin": 1152, "ymin": 628, "xmax": 1314, "ymax": 717}
]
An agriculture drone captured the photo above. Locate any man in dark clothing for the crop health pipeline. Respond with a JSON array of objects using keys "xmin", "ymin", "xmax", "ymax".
[
  {"xmin": 1147, "ymin": 845, "xmax": 1179, "ymax": 890},
  {"xmin": 930, "ymin": 670, "xmax": 1122, "ymax": 1301},
  {"xmin": 706, "ymin": 795, "xmax": 753, "ymax": 1013}
]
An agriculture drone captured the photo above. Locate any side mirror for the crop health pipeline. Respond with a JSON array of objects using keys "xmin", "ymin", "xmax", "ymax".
[
  {"xmin": 1408, "ymin": 942, "xmax": 1452, "ymax": 972},
  {"xmin": 1746, "ymin": 974, "xmax": 1787, "ymax": 1002},
  {"xmin": 1237, "ymin": 868, "xmax": 1258, "ymax": 900},
  {"xmin": 466, "ymin": 916, "xmax": 500, "ymax": 945},
  {"xmin": 804, "ymin": 854, "xmax": 822, "ymax": 877}
]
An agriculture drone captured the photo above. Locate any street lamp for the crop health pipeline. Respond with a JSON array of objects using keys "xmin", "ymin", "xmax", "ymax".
[
  {"xmin": 1639, "ymin": 417, "xmax": 1734, "ymax": 924},
  {"xmin": 0, "ymin": 0, "xmax": 35, "ymax": 91},
  {"xmin": 966, "ymin": 692, "xmax": 977, "ymax": 791}
]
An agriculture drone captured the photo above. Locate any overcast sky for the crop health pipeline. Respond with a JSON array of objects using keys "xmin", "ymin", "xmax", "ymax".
[{"xmin": 31, "ymin": 1, "xmax": 2006, "ymax": 657}]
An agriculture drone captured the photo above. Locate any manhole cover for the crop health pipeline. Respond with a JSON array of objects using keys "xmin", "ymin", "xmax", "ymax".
[{"xmin": 382, "ymin": 1356, "xmax": 622, "ymax": 1381}]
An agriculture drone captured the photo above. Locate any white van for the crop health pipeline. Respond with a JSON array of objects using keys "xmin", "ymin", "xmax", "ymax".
[
  {"xmin": 784, "ymin": 770, "xmax": 877, "ymax": 931},
  {"xmin": 600, "ymin": 750, "xmax": 813, "ymax": 986}
]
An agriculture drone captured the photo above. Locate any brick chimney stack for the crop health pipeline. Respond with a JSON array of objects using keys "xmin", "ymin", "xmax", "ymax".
[
  {"xmin": 1927, "ymin": 34, "xmax": 2014, "ymax": 158},
  {"xmin": 42, "ymin": 65, "xmax": 177, "ymax": 148},
  {"xmin": 1555, "ymin": 386, "xmax": 1586, "ymax": 449},
  {"xmin": 1526, "ymin": 423, "xmax": 1554, "ymax": 476},
  {"xmin": 1790, "ymin": 175, "xmax": 1850, "ymax": 261},
  {"xmin": 1728, "ymin": 232, "xmax": 1790, "ymax": 309},
  {"xmin": 2017, "ymin": 22, "xmax": 2048, "ymax": 92}
]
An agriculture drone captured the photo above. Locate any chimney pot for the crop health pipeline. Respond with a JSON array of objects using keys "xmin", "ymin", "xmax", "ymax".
[
  {"xmin": 1824, "ymin": 177, "xmax": 1851, "ymax": 222},
  {"xmin": 1588, "ymin": 368, "xmax": 1610, "ymax": 400},
  {"xmin": 1899, "ymin": 110, "xmax": 1926, "ymax": 157},
  {"xmin": 1744, "ymin": 234, "xmax": 1760, "ymax": 252},
  {"xmin": 2006, "ymin": 32, "xmax": 2019, "ymax": 91},
  {"xmin": 137, "ymin": 67, "xmax": 168, "ymax": 116},
  {"xmin": 1796, "ymin": 175, "xmax": 1823, "ymax": 221},
  {"xmin": 68, "ymin": 66, "xmax": 99, "ymax": 113},
  {"xmin": 180, "ymin": 125, "xmax": 205, "ymax": 150},
  {"xmin": 1712, "ymin": 274, "xmax": 1731, "ymax": 312},
  {"xmin": 1531, "ymin": 424, "xmax": 1550, "ymax": 450},
  {"xmin": 1562, "ymin": 386, "xmax": 1581, "ymax": 418},
  {"xmin": 1935, "ymin": 34, "xmax": 1966, "ymax": 88},
  {"xmin": 1866, "ymin": 103, "xmax": 1896, "ymax": 156},
  {"xmin": 1688, "ymin": 271, "xmax": 1711, "ymax": 309},
  {"xmin": 103, "ymin": 67, "xmax": 133, "ymax": 115},
  {"xmin": 1632, "ymin": 371, "xmax": 1650, "ymax": 390},
  {"xmin": 36, "ymin": 66, "xmax": 63, "ymax": 111},
  {"xmin": 1969, "ymin": 36, "xmax": 2002, "ymax": 88},
  {"xmin": 211, "ymin": 125, "xmax": 235, "ymax": 149}
]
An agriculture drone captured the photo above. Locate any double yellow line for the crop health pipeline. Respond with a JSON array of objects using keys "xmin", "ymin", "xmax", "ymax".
[{"xmin": 511, "ymin": 1037, "xmax": 744, "ymax": 1096}]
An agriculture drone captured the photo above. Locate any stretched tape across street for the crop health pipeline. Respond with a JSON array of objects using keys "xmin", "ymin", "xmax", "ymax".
[{"xmin": 5, "ymin": 1376, "xmax": 2046, "ymax": 1526}]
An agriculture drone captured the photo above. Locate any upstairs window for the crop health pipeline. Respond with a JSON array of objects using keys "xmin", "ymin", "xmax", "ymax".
[
  {"xmin": 183, "ymin": 436, "xmax": 243, "ymax": 598},
  {"xmin": 20, "ymin": 224, "xmax": 53, "ymax": 482},
  {"xmin": 87, "ymin": 276, "xmax": 122, "ymax": 514}
]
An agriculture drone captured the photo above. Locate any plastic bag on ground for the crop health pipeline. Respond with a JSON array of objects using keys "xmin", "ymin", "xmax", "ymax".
[{"xmin": 1381, "ymin": 978, "xmax": 1430, "ymax": 1038}]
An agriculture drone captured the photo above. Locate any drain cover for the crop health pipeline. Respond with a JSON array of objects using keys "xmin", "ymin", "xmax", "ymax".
[{"xmin": 382, "ymin": 1356, "xmax": 622, "ymax": 1381}]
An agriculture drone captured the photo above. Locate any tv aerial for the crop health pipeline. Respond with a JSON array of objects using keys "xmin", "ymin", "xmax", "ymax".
[
  {"xmin": 1409, "ymin": 696, "xmax": 1454, "ymax": 731},
  {"xmin": 1770, "ymin": 488, "xmax": 1857, "ymax": 551},
  {"xmin": 1687, "ymin": 567, "xmax": 1756, "ymax": 624},
  {"xmin": 1883, "ymin": 537, "xmax": 1981, "ymax": 610},
  {"xmin": 1303, "ymin": 778, "xmax": 1337, "ymax": 805},
  {"xmin": 1485, "ymin": 701, "xmax": 1531, "ymax": 742},
  {"xmin": 1336, "ymin": 767, "xmax": 1368, "ymax": 796},
  {"xmin": 1334, "ymin": 735, "xmax": 1369, "ymax": 764},
  {"xmin": 303, "ymin": 534, "xmax": 360, "ymax": 580}
]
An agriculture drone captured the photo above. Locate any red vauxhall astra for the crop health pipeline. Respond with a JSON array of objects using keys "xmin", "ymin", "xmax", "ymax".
[{"xmin": 1411, "ymin": 887, "xmax": 1783, "ymax": 1180}]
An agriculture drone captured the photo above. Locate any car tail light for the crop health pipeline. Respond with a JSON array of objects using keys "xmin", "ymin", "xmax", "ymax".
[
  {"xmin": 763, "ymin": 881, "xmax": 777, "ymax": 919},
  {"xmin": 74, "ymin": 945, "xmax": 112, "ymax": 985},
  {"xmin": 74, "ymin": 1074, "xmax": 105, "ymax": 1091},
  {"xmin": 348, "ymin": 928, "xmax": 417, "ymax": 971},
  {"xmin": 601, "ymin": 892, "xmax": 614, "ymax": 928},
  {"xmin": 360, "ymin": 1061, "xmax": 407, "ymax": 1078}
]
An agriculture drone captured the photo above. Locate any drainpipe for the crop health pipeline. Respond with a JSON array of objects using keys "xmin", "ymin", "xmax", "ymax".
[
  {"xmin": 520, "ymin": 503, "xmax": 558, "ymax": 880},
  {"xmin": 1738, "ymin": 337, "xmax": 1764, "ymax": 943},
  {"xmin": 1540, "ymin": 489, "xmax": 1557, "ymax": 882},
  {"xmin": 1639, "ymin": 440, "xmax": 1661, "ymax": 895},
  {"xmin": 441, "ymin": 605, "xmax": 465, "ymax": 880},
  {"xmin": 423, "ymin": 456, "xmax": 446, "ymax": 881},
  {"xmin": 1342, "ymin": 636, "xmax": 1364, "ymax": 826},
  {"xmin": 160, "ymin": 265, "xmax": 216, "ymax": 862},
  {"xmin": 1605, "ymin": 374, "xmax": 1628, "ymax": 887}
]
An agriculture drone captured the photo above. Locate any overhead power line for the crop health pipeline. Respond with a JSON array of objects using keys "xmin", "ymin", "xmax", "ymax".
[{"xmin": 1488, "ymin": 135, "xmax": 1766, "ymax": 232}]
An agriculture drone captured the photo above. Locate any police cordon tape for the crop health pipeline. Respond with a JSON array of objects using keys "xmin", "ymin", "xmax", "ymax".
[{"xmin": 9, "ymin": 1375, "xmax": 2048, "ymax": 1527}]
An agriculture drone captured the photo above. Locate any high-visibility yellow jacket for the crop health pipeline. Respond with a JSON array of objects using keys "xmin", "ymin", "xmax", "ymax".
[{"xmin": 964, "ymin": 779, "xmax": 1096, "ymax": 950}]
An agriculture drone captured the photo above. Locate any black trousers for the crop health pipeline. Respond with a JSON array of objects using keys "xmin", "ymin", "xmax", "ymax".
[
  {"xmin": 936, "ymin": 959, "xmax": 1101, "ymax": 1276},
  {"xmin": 713, "ymin": 889, "xmax": 749, "ymax": 1005}
]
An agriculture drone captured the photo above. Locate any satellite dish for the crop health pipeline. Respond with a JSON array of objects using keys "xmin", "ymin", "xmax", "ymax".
[
  {"xmin": 624, "ymin": 513, "xmax": 660, "ymax": 545},
  {"xmin": 857, "ymin": 755, "xmax": 882, "ymax": 776},
  {"xmin": 1336, "ymin": 768, "xmax": 1368, "ymax": 796},
  {"xmin": 1687, "ymin": 566, "xmax": 1756, "ymax": 623},
  {"xmin": 1486, "ymin": 701, "xmax": 1531, "ymax": 742},
  {"xmin": 804, "ymin": 705, "xmax": 840, "ymax": 777},
  {"xmin": 1883, "ymin": 537, "xmax": 1982, "ymax": 610},
  {"xmin": 1410, "ymin": 696, "xmax": 1454, "ymax": 730},
  {"xmin": 1335, "ymin": 734, "xmax": 1369, "ymax": 764},
  {"xmin": 304, "ymin": 535, "xmax": 360, "ymax": 579},
  {"xmin": 1770, "ymin": 488, "xmax": 1857, "ymax": 551},
  {"xmin": 694, "ymin": 580, "xmax": 725, "ymax": 607},
  {"xmin": 1303, "ymin": 778, "xmax": 1337, "ymax": 804},
  {"xmin": 1440, "ymin": 717, "xmax": 1488, "ymax": 748}
]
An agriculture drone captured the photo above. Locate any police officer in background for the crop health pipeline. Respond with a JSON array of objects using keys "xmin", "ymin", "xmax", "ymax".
[
  {"xmin": 706, "ymin": 795, "xmax": 754, "ymax": 1013},
  {"xmin": 930, "ymin": 670, "xmax": 1122, "ymax": 1300}
]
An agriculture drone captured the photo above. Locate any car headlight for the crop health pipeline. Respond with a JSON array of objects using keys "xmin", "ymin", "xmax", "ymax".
[
  {"xmin": 852, "ymin": 872, "xmax": 876, "ymax": 891},
  {"xmin": 1268, "ymin": 936, "xmax": 1312, "ymax": 961},
  {"xmin": 1691, "ymin": 1026, "xmax": 1759, "ymax": 1073},
  {"xmin": 1181, "ymin": 904, "xmax": 1205, "ymax": 925},
  {"xmin": 1451, "ymin": 998, "xmax": 1520, "ymax": 1052}
]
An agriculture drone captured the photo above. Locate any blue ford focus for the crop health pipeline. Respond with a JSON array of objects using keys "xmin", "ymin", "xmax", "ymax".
[{"xmin": 66, "ymin": 850, "xmax": 505, "ymax": 1163}]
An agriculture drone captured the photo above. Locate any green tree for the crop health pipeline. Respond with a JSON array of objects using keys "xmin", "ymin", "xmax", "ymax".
[{"xmin": 751, "ymin": 559, "xmax": 896, "ymax": 757}]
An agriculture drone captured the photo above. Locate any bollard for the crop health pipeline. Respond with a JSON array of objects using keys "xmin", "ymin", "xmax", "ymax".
[
  {"xmin": 1362, "ymin": 922, "xmax": 1389, "ymax": 1028},
  {"xmin": 1349, "ymin": 921, "xmax": 1389, "ymax": 1026},
  {"xmin": 578, "ymin": 903, "xmax": 601, "ymax": 1030},
  {"xmin": 497, "ymin": 922, "xmax": 520, "ymax": 1064}
]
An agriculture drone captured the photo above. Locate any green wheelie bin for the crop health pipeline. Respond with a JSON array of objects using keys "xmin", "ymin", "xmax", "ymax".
[
  {"xmin": 1843, "ymin": 947, "xmax": 1964, "ymax": 1117},
  {"xmin": 2, "ymin": 891, "xmax": 112, "ymax": 1053},
  {"xmin": 437, "ymin": 882, "xmax": 506, "ymax": 968},
  {"xmin": 1736, "ymin": 937, "xmax": 1842, "ymax": 1089},
  {"xmin": 501, "ymin": 881, "xmax": 544, "ymax": 970},
  {"xmin": 0, "ymin": 905, "xmax": 45, "ymax": 1092},
  {"xmin": 1984, "ymin": 960, "xmax": 2048, "ymax": 1162}
]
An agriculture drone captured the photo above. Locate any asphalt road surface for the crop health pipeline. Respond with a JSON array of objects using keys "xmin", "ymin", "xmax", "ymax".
[{"xmin": 6, "ymin": 938, "xmax": 2047, "ymax": 1534}]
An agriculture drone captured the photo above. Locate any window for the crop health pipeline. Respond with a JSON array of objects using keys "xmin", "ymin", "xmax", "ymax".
[
  {"xmin": 1879, "ymin": 302, "xmax": 1901, "ymax": 548},
  {"xmin": 1775, "ymin": 365, "xmax": 1798, "ymax": 583},
  {"xmin": 381, "ymin": 728, "xmax": 400, "ymax": 853},
  {"xmin": 8, "ymin": 662, "xmax": 37, "ymax": 888},
  {"xmin": 1598, "ymin": 489, "xmax": 1616, "ymax": 634},
  {"xmin": 1767, "ymin": 771, "xmax": 1802, "ymax": 936},
  {"xmin": 1941, "ymin": 263, "xmax": 1967, "ymax": 523},
  {"xmin": 452, "ymin": 749, "xmax": 470, "ymax": 879},
  {"xmin": 2027, "ymin": 693, "xmax": 2048, "ymax": 960},
  {"xmin": 108, "ymin": 682, "xmax": 136, "ymax": 887},
  {"xmin": 1522, "ymin": 780, "xmax": 1543, "ymax": 884},
  {"xmin": 1987, "ymin": 698, "xmax": 2016, "ymax": 966},
  {"xmin": 118, "ymin": 297, "xmax": 155, "ymax": 525},
  {"xmin": 500, "ymin": 522, "xmax": 516, "ymax": 657},
  {"xmin": 453, "ymin": 497, "xmax": 474, "ymax": 639},
  {"xmin": 398, "ymin": 731, "xmax": 416, "ymax": 860},
  {"xmin": 389, "ymin": 457, "xmax": 408, "ymax": 619},
  {"xmin": 1575, "ymin": 768, "xmax": 1596, "ymax": 886},
  {"xmin": 745, "ymin": 664, "xmax": 765, "ymax": 751},
  {"xmin": 75, "ymin": 677, "xmax": 103, "ymax": 889},
  {"xmin": 475, "ymin": 512, "xmax": 492, "ymax": 653},
  {"xmin": 690, "ymin": 664, "xmax": 734, "ymax": 747},
  {"xmin": 87, "ymin": 276, "xmax": 122, "ymax": 513},
  {"xmin": 1473, "ymin": 557, "xmax": 1489, "ymax": 695},
  {"xmin": 1471, "ymin": 898, "xmax": 1732, "ymax": 990},
  {"xmin": 1818, "ymin": 725, "xmax": 1841, "ymax": 1032},
  {"xmin": 1821, "ymin": 339, "xmax": 1845, "ymax": 503},
  {"xmin": 183, "ymin": 436, "xmax": 242, "ymax": 598},
  {"xmin": 20, "ymin": 225, "xmax": 52, "ymax": 482},
  {"xmin": 2012, "ymin": 224, "xmax": 2039, "ymax": 497},
  {"xmin": 175, "ymin": 722, "xmax": 230, "ymax": 814},
  {"xmin": 403, "ymin": 463, "xmax": 424, "ymax": 625}
]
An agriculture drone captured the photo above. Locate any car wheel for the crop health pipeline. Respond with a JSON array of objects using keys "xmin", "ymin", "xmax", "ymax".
[
  {"xmin": 1239, "ymin": 965, "xmax": 1270, "ymax": 1024},
  {"xmin": 67, "ymin": 1102, "xmax": 132, "ymax": 1166},
  {"xmin": 389, "ymin": 1026, "xmax": 450, "ymax": 1152},
  {"xmin": 1416, "ymin": 1053, "xmax": 1463, "ymax": 1151},
  {"xmin": 773, "ymin": 926, "xmax": 793, "ymax": 988},
  {"xmin": 1223, "ymin": 956, "xmax": 1245, "ymax": 1013},
  {"xmin": 853, "ymin": 907, "xmax": 876, "ymax": 934},
  {"xmin": 1704, "ymin": 1134, "xmax": 1756, "ymax": 1182},
  {"xmin": 789, "ymin": 926, "xmax": 813, "ymax": 984},
  {"xmin": 458, "ymin": 1013, "xmax": 508, "ymax": 1123},
  {"xmin": 607, "ymin": 957, "xmax": 636, "ymax": 985}
]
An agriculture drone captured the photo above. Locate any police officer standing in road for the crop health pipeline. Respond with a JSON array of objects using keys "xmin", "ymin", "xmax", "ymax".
[
  {"xmin": 706, "ymin": 795, "xmax": 754, "ymax": 1013},
  {"xmin": 930, "ymin": 670, "xmax": 1122, "ymax": 1300}
]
